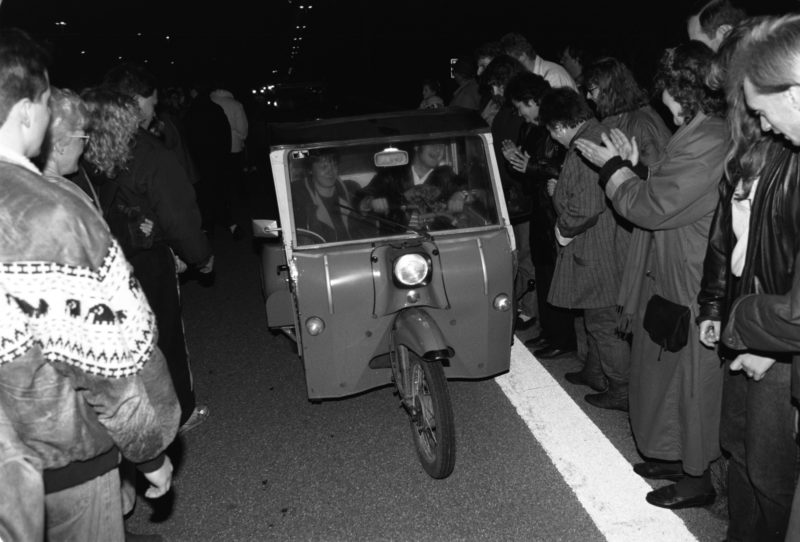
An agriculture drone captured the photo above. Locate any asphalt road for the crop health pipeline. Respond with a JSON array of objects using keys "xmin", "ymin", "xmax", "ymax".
[{"xmin": 125, "ymin": 197, "xmax": 728, "ymax": 542}]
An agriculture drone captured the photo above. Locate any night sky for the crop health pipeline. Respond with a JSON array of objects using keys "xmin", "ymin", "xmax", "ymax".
[{"xmin": 1, "ymin": 0, "xmax": 798, "ymax": 116}]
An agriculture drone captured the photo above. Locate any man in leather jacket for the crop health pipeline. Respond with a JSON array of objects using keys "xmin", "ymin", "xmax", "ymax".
[{"xmin": 0, "ymin": 28, "xmax": 179, "ymax": 540}]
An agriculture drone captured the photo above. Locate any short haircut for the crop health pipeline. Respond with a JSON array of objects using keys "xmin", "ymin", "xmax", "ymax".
[
  {"xmin": 583, "ymin": 57, "xmax": 649, "ymax": 118},
  {"xmin": 505, "ymin": 72, "xmax": 552, "ymax": 105},
  {"xmin": 654, "ymin": 41, "xmax": 726, "ymax": 121},
  {"xmin": 538, "ymin": 87, "xmax": 594, "ymax": 130},
  {"xmin": 481, "ymin": 54, "xmax": 526, "ymax": 90},
  {"xmin": 103, "ymin": 62, "xmax": 158, "ymax": 99},
  {"xmin": 500, "ymin": 32, "xmax": 536, "ymax": 60},
  {"xmin": 0, "ymin": 28, "xmax": 50, "ymax": 126},
  {"xmin": 690, "ymin": 0, "xmax": 747, "ymax": 38}
]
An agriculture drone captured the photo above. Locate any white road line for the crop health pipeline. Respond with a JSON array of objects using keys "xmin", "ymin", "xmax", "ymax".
[{"xmin": 496, "ymin": 341, "xmax": 697, "ymax": 542}]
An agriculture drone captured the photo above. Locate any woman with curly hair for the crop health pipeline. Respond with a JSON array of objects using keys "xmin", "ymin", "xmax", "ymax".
[
  {"xmin": 81, "ymin": 86, "xmax": 211, "ymax": 436},
  {"xmin": 575, "ymin": 41, "xmax": 728, "ymax": 509}
]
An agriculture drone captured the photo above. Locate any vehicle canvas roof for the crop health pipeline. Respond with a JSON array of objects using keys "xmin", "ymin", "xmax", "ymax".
[{"xmin": 268, "ymin": 108, "xmax": 489, "ymax": 149}]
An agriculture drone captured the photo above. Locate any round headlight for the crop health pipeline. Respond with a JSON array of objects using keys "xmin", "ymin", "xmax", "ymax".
[{"xmin": 394, "ymin": 253, "xmax": 429, "ymax": 286}]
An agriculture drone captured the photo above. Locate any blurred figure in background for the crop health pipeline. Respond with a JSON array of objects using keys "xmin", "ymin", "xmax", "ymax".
[{"xmin": 419, "ymin": 78, "xmax": 444, "ymax": 109}]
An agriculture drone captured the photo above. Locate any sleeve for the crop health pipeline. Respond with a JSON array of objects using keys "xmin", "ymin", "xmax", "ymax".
[
  {"xmin": 697, "ymin": 186, "xmax": 732, "ymax": 322},
  {"xmin": 607, "ymin": 130, "xmax": 724, "ymax": 231},
  {"xmin": 146, "ymin": 149, "xmax": 212, "ymax": 266},
  {"xmin": 555, "ymin": 151, "xmax": 605, "ymax": 238},
  {"xmin": 0, "ymin": 403, "xmax": 44, "ymax": 542},
  {"xmin": 76, "ymin": 346, "xmax": 180, "ymax": 464},
  {"xmin": 722, "ymin": 250, "xmax": 800, "ymax": 352}
]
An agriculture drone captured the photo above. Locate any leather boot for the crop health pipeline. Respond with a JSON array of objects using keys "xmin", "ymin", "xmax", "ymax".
[{"xmin": 585, "ymin": 380, "xmax": 628, "ymax": 412}]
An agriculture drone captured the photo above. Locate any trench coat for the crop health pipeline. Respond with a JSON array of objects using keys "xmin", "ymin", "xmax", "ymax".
[{"xmin": 605, "ymin": 112, "xmax": 729, "ymax": 475}]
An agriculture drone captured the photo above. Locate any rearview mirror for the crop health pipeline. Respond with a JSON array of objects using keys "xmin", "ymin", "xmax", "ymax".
[{"xmin": 374, "ymin": 147, "xmax": 408, "ymax": 168}]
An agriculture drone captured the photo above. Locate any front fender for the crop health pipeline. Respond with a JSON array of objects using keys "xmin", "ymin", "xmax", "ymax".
[{"xmin": 393, "ymin": 307, "xmax": 453, "ymax": 361}]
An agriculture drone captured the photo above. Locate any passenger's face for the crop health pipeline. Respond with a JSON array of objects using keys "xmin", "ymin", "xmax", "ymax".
[
  {"xmin": 311, "ymin": 156, "xmax": 338, "ymax": 189},
  {"xmin": 661, "ymin": 89, "xmax": 685, "ymax": 126},
  {"xmin": 744, "ymin": 77, "xmax": 800, "ymax": 146},
  {"xmin": 417, "ymin": 143, "xmax": 444, "ymax": 170},
  {"xmin": 136, "ymin": 90, "xmax": 158, "ymax": 129},
  {"xmin": 512, "ymin": 98, "xmax": 539, "ymax": 124}
]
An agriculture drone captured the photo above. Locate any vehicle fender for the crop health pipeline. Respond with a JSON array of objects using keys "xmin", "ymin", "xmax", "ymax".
[{"xmin": 393, "ymin": 307, "xmax": 453, "ymax": 362}]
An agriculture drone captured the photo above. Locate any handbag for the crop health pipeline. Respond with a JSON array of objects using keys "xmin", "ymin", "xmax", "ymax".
[{"xmin": 642, "ymin": 294, "xmax": 691, "ymax": 353}]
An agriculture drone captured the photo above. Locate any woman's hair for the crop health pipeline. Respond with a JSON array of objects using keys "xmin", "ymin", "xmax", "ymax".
[
  {"xmin": 654, "ymin": 41, "xmax": 725, "ymax": 122},
  {"xmin": 583, "ymin": 57, "xmax": 649, "ymax": 118},
  {"xmin": 45, "ymin": 87, "xmax": 88, "ymax": 152},
  {"xmin": 81, "ymin": 87, "xmax": 140, "ymax": 178},
  {"xmin": 504, "ymin": 72, "xmax": 551, "ymax": 105}
]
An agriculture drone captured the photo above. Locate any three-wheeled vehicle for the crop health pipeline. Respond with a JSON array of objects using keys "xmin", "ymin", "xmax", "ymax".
[{"xmin": 253, "ymin": 109, "xmax": 515, "ymax": 479}]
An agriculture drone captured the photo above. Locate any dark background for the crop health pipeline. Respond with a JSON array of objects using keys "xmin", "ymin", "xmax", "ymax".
[{"xmin": 1, "ymin": 0, "xmax": 798, "ymax": 116}]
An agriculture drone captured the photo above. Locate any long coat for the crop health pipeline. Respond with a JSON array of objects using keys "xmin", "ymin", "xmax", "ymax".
[
  {"xmin": 548, "ymin": 119, "xmax": 630, "ymax": 310},
  {"xmin": 607, "ymin": 112, "xmax": 728, "ymax": 475}
]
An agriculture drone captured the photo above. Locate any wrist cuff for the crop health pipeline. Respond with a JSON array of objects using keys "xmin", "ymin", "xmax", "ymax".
[{"xmin": 598, "ymin": 156, "xmax": 628, "ymax": 189}]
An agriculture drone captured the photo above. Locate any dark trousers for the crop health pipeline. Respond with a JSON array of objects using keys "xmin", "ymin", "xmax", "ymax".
[
  {"xmin": 130, "ymin": 244, "xmax": 196, "ymax": 426},
  {"xmin": 534, "ymin": 261, "xmax": 576, "ymax": 349},
  {"xmin": 721, "ymin": 361, "xmax": 799, "ymax": 542},
  {"xmin": 583, "ymin": 306, "xmax": 630, "ymax": 388}
]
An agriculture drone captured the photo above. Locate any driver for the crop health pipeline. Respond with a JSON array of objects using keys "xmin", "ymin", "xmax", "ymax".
[
  {"xmin": 358, "ymin": 142, "xmax": 469, "ymax": 227},
  {"xmin": 291, "ymin": 149, "xmax": 362, "ymax": 242}
]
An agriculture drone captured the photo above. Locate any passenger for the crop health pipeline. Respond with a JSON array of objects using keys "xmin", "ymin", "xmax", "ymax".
[
  {"xmin": 358, "ymin": 142, "xmax": 467, "ymax": 229},
  {"xmin": 291, "ymin": 149, "xmax": 362, "ymax": 242}
]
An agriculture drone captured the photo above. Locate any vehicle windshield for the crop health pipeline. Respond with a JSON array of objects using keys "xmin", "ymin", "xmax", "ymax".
[{"xmin": 288, "ymin": 135, "xmax": 500, "ymax": 246}]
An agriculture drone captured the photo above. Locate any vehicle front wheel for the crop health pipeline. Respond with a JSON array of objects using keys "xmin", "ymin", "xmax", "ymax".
[{"xmin": 403, "ymin": 346, "xmax": 455, "ymax": 479}]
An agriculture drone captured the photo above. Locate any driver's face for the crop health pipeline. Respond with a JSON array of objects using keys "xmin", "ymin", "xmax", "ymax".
[
  {"xmin": 311, "ymin": 156, "xmax": 338, "ymax": 188},
  {"xmin": 417, "ymin": 143, "xmax": 444, "ymax": 170}
]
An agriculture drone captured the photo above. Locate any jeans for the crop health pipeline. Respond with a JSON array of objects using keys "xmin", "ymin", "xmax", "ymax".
[
  {"xmin": 721, "ymin": 361, "xmax": 800, "ymax": 542},
  {"xmin": 45, "ymin": 468, "xmax": 124, "ymax": 542}
]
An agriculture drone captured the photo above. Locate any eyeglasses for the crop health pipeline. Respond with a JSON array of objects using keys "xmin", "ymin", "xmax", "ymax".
[{"xmin": 68, "ymin": 134, "xmax": 90, "ymax": 141}]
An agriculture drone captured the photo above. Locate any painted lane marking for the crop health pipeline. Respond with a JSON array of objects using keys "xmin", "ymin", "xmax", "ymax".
[{"xmin": 495, "ymin": 341, "xmax": 697, "ymax": 542}]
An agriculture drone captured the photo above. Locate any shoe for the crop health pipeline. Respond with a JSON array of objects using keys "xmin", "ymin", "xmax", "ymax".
[
  {"xmin": 585, "ymin": 390, "xmax": 628, "ymax": 412},
  {"xmin": 524, "ymin": 335, "xmax": 550, "ymax": 349},
  {"xmin": 645, "ymin": 483, "xmax": 715, "ymax": 509},
  {"xmin": 515, "ymin": 316, "xmax": 538, "ymax": 332},
  {"xmin": 533, "ymin": 345, "xmax": 574, "ymax": 359},
  {"xmin": 564, "ymin": 370, "xmax": 608, "ymax": 392},
  {"xmin": 633, "ymin": 461, "xmax": 685, "ymax": 481},
  {"xmin": 179, "ymin": 404, "xmax": 210, "ymax": 435}
]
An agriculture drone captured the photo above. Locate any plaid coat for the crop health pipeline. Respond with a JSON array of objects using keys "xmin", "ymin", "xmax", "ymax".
[{"xmin": 547, "ymin": 119, "xmax": 630, "ymax": 309}]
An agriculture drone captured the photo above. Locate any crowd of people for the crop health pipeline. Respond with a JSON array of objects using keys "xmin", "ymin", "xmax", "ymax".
[
  {"xmin": 458, "ymin": 1, "xmax": 800, "ymax": 540},
  {"xmin": 6, "ymin": 0, "xmax": 800, "ymax": 539},
  {"xmin": 0, "ymin": 23, "xmax": 252, "ymax": 542}
]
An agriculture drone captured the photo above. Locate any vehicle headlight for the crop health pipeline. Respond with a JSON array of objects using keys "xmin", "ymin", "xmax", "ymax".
[{"xmin": 393, "ymin": 253, "xmax": 430, "ymax": 287}]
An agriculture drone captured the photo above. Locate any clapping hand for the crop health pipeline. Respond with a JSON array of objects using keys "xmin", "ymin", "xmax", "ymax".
[
  {"xmin": 501, "ymin": 139, "xmax": 530, "ymax": 173},
  {"xmin": 575, "ymin": 129, "xmax": 639, "ymax": 167}
]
